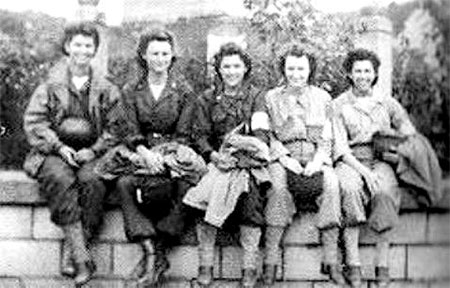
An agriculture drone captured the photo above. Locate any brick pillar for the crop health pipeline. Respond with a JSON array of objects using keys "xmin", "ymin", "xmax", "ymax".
[
  {"xmin": 76, "ymin": 0, "xmax": 108, "ymax": 76},
  {"xmin": 354, "ymin": 15, "xmax": 393, "ymax": 96}
]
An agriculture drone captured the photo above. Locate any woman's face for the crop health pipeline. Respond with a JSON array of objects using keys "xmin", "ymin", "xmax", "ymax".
[
  {"xmin": 349, "ymin": 60, "xmax": 376, "ymax": 93},
  {"xmin": 65, "ymin": 34, "xmax": 96, "ymax": 67},
  {"xmin": 219, "ymin": 54, "xmax": 247, "ymax": 89},
  {"xmin": 284, "ymin": 55, "xmax": 310, "ymax": 88},
  {"xmin": 144, "ymin": 40, "xmax": 173, "ymax": 74}
]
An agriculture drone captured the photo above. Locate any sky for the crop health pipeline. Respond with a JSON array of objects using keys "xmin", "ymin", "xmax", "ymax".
[{"xmin": 0, "ymin": 0, "xmax": 413, "ymax": 25}]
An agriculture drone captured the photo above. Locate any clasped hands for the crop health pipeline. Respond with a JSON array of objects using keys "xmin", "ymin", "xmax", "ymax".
[
  {"xmin": 279, "ymin": 155, "xmax": 322, "ymax": 177},
  {"xmin": 58, "ymin": 145, "xmax": 96, "ymax": 168}
]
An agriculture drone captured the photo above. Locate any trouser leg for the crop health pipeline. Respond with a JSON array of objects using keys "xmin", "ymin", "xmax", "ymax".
[
  {"xmin": 264, "ymin": 225, "xmax": 284, "ymax": 266},
  {"xmin": 76, "ymin": 160, "xmax": 107, "ymax": 240},
  {"xmin": 37, "ymin": 156, "xmax": 81, "ymax": 226},
  {"xmin": 240, "ymin": 225, "xmax": 262, "ymax": 270},
  {"xmin": 322, "ymin": 227, "xmax": 339, "ymax": 265},
  {"xmin": 197, "ymin": 222, "xmax": 217, "ymax": 267},
  {"xmin": 343, "ymin": 226, "xmax": 361, "ymax": 267},
  {"xmin": 116, "ymin": 175, "xmax": 156, "ymax": 242}
]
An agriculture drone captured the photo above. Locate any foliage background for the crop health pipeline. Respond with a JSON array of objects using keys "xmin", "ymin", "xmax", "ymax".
[{"xmin": 0, "ymin": 0, "xmax": 448, "ymax": 171}]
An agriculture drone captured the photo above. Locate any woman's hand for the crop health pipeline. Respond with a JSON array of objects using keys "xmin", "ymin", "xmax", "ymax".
[
  {"xmin": 58, "ymin": 145, "xmax": 79, "ymax": 168},
  {"xmin": 279, "ymin": 155, "xmax": 303, "ymax": 175},
  {"xmin": 210, "ymin": 151, "xmax": 237, "ymax": 170},
  {"xmin": 74, "ymin": 148, "xmax": 96, "ymax": 164},
  {"xmin": 303, "ymin": 159, "xmax": 322, "ymax": 177},
  {"xmin": 136, "ymin": 145, "xmax": 165, "ymax": 174}
]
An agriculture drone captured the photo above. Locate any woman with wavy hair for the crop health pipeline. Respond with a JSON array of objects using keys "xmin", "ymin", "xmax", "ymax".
[
  {"xmin": 23, "ymin": 22, "xmax": 121, "ymax": 286},
  {"xmin": 262, "ymin": 45, "xmax": 343, "ymax": 286},
  {"xmin": 185, "ymin": 42, "xmax": 271, "ymax": 288},
  {"xmin": 332, "ymin": 48, "xmax": 418, "ymax": 287},
  {"xmin": 114, "ymin": 28, "xmax": 200, "ymax": 287}
]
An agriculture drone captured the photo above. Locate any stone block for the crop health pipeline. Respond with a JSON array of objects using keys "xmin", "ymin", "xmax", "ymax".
[
  {"xmin": 283, "ymin": 246, "xmax": 326, "ymax": 280},
  {"xmin": 359, "ymin": 245, "xmax": 406, "ymax": 279},
  {"xmin": 167, "ymin": 246, "xmax": 199, "ymax": 279},
  {"xmin": 113, "ymin": 243, "xmax": 142, "ymax": 277},
  {"xmin": 21, "ymin": 278, "xmax": 74, "ymax": 288},
  {"xmin": 32, "ymin": 208, "xmax": 63, "ymax": 239},
  {"xmin": 375, "ymin": 282, "xmax": 427, "ymax": 288},
  {"xmin": 221, "ymin": 246, "xmax": 261, "ymax": 279},
  {"xmin": 360, "ymin": 213, "xmax": 427, "ymax": 244},
  {"xmin": 98, "ymin": 210, "xmax": 127, "ymax": 242},
  {"xmin": 284, "ymin": 213, "xmax": 320, "ymax": 245},
  {"xmin": 91, "ymin": 243, "xmax": 113, "ymax": 276},
  {"xmin": 428, "ymin": 213, "xmax": 450, "ymax": 244},
  {"xmin": 0, "ymin": 207, "xmax": 32, "ymax": 238},
  {"xmin": 0, "ymin": 277, "xmax": 22, "ymax": 288},
  {"xmin": 407, "ymin": 246, "xmax": 450, "ymax": 280},
  {"xmin": 315, "ymin": 281, "xmax": 368, "ymax": 288},
  {"xmin": 429, "ymin": 281, "xmax": 450, "ymax": 288},
  {"xmin": 0, "ymin": 240, "xmax": 60, "ymax": 276}
]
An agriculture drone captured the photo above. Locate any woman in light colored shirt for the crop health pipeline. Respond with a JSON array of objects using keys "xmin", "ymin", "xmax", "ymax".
[
  {"xmin": 332, "ymin": 48, "xmax": 416, "ymax": 288},
  {"xmin": 263, "ymin": 46, "xmax": 343, "ymax": 286}
]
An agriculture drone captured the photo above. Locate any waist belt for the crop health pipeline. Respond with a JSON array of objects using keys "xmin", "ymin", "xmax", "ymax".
[{"xmin": 282, "ymin": 139, "xmax": 316, "ymax": 165}]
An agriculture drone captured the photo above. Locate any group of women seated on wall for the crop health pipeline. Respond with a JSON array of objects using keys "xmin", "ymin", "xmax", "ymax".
[{"xmin": 23, "ymin": 22, "xmax": 442, "ymax": 288}]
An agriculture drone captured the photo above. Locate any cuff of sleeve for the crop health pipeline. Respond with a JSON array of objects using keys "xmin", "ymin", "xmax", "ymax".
[
  {"xmin": 127, "ymin": 136, "xmax": 147, "ymax": 151},
  {"xmin": 53, "ymin": 140, "xmax": 65, "ymax": 153}
]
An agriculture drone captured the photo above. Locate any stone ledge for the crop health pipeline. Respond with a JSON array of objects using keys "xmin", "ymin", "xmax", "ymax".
[{"xmin": 1, "ymin": 170, "xmax": 449, "ymax": 211}]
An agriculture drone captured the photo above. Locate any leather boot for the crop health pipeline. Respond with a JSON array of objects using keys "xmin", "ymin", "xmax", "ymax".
[
  {"xmin": 63, "ymin": 222, "xmax": 95, "ymax": 287},
  {"xmin": 137, "ymin": 239, "xmax": 170, "ymax": 288},
  {"xmin": 344, "ymin": 265, "xmax": 362, "ymax": 288},
  {"xmin": 375, "ymin": 266, "xmax": 390, "ymax": 288},
  {"xmin": 320, "ymin": 262, "xmax": 346, "ymax": 286},
  {"xmin": 61, "ymin": 240, "xmax": 76, "ymax": 277},
  {"xmin": 262, "ymin": 264, "xmax": 277, "ymax": 286},
  {"xmin": 241, "ymin": 269, "xmax": 258, "ymax": 288},
  {"xmin": 74, "ymin": 260, "xmax": 96, "ymax": 287}
]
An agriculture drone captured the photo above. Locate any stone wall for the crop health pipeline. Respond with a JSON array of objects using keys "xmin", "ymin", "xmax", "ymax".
[{"xmin": 0, "ymin": 171, "xmax": 449, "ymax": 287}]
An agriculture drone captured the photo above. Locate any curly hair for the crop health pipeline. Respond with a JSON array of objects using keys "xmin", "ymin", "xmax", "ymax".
[
  {"xmin": 278, "ymin": 45, "xmax": 316, "ymax": 85},
  {"xmin": 61, "ymin": 22, "xmax": 100, "ymax": 56},
  {"xmin": 136, "ymin": 28, "xmax": 176, "ymax": 74},
  {"xmin": 342, "ymin": 48, "xmax": 381, "ymax": 86},
  {"xmin": 212, "ymin": 42, "xmax": 252, "ymax": 84}
]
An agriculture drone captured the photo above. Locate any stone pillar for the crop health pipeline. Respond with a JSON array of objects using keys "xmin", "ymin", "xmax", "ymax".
[
  {"xmin": 76, "ymin": 0, "xmax": 108, "ymax": 76},
  {"xmin": 354, "ymin": 15, "xmax": 393, "ymax": 96}
]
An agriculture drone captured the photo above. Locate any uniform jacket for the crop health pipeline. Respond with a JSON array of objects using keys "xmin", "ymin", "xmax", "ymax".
[{"xmin": 23, "ymin": 59, "xmax": 121, "ymax": 177}]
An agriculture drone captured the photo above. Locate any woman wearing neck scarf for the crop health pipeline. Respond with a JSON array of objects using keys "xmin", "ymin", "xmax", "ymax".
[
  {"xmin": 332, "ymin": 49, "xmax": 417, "ymax": 287},
  {"xmin": 185, "ymin": 43, "xmax": 271, "ymax": 288},
  {"xmin": 23, "ymin": 23, "xmax": 121, "ymax": 286},
  {"xmin": 262, "ymin": 46, "xmax": 343, "ymax": 286}
]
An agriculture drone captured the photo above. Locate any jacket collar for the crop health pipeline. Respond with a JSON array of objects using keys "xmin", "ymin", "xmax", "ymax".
[{"xmin": 47, "ymin": 58, "xmax": 106, "ymax": 112}]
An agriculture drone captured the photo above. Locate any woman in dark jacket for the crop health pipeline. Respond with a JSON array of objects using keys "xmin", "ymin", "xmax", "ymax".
[
  {"xmin": 23, "ymin": 23, "xmax": 121, "ymax": 286},
  {"xmin": 185, "ymin": 43, "xmax": 271, "ymax": 288},
  {"xmin": 114, "ymin": 29, "xmax": 198, "ymax": 287}
]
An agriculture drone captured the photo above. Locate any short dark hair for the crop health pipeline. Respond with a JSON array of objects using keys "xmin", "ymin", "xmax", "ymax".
[
  {"xmin": 61, "ymin": 22, "xmax": 100, "ymax": 56},
  {"xmin": 136, "ymin": 28, "xmax": 176, "ymax": 73},
  {"xmin": 212, "ymin": 42, "xmax": 252, "ymax": 83},
  {"xmin": 278, "ymin": 45, "xmax": 316, "ymax": 84},
  {"xmin": 342, "ymin": 48, "xmax": 381, "ymax": 86}
]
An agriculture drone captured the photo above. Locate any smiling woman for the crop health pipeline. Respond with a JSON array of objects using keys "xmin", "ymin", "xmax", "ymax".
[{"xmin": 22, "ymin": 22, "xmax": 121, "ymax": 287}]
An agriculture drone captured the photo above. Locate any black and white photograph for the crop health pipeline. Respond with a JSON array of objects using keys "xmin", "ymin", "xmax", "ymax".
[{"xmin": 0, "ymin": 0, "xmax": 448, "ymax": 287}]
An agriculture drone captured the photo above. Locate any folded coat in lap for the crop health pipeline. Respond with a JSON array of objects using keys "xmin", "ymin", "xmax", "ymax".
[
  {"xmin": 183, "ymin": 133, "xmax": 271, "ymax": 228},
  {"xmin": 94, "ymin": 142, "xmax": 207, "ymax": 184}
]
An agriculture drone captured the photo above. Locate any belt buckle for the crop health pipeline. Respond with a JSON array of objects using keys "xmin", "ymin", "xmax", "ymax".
[{"xmin": 152, "ymin": 132, "xmax": 162, "ymax": 139}]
